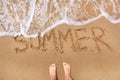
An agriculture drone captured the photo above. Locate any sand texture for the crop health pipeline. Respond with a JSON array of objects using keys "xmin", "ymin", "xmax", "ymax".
[
  {"xmin": 0, "ymin": 17, "xmax": 120, "ymax": 80},
  {"xmin": 0, "ymin": 0, "xmax": 120, "ymax": 80}
]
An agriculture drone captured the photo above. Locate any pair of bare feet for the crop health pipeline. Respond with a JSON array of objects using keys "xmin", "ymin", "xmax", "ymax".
[{"xmin": 49, "ymin": 62, "xmax": 72, "ymax": 80}]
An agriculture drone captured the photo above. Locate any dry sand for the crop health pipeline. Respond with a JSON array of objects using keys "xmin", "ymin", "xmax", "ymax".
[{"xmin": 0, "ymin": 17, "xmax": 120, "ymax": 80}]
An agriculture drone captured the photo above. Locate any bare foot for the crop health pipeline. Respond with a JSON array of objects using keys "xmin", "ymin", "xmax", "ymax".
[
  {"xmin": 49, "ymin": 64, "xmax": 56, "ymax": 80},
  {"xmin": 63, "ymin": 62, "xmax": 73, "ymax": 80}
]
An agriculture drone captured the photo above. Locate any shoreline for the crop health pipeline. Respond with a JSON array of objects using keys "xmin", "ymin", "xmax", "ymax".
[{"xmin": 0, "ymin": 17, "xmax": 120, "ymax": 80}]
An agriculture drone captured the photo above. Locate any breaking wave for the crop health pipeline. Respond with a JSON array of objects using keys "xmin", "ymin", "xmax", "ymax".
[{"xmin": 0, "ymin": 0, "xmax": 120, "ymax": 38}]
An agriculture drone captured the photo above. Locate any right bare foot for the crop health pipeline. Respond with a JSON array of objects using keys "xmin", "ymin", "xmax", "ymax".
[
  {"xmin": 49, "ymin": 64, "xmax": 56, "ymax": 80},
  {"xmin": 63, "ymin": 62, "xmax": 73, "ymax": 80}
]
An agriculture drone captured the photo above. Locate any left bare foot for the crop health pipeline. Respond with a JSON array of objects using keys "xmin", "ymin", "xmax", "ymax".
[{"xmin": 49, "ymin": 64, "xmax": 56, "ymax": 80}]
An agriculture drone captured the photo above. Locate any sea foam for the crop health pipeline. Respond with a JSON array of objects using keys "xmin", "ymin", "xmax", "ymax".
[{"xmin": 0, "ymin": 0, "xmax": 120, "ymax": 38}]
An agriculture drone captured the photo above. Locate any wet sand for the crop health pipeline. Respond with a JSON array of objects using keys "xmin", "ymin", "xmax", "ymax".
[{"xmin": 0, "ymin": 17, "xmax": 120, "ymax": 80}]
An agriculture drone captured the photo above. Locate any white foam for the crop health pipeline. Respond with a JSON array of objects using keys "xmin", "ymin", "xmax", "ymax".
[
  {"xmin": 0, "ymin": 0, "xmax": 120, "ymax": 38},
  {"xmin": 23, "ymin": 0, "xmax": 36, "ymax": 34}
]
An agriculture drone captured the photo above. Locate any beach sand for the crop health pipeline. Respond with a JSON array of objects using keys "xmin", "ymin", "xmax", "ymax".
[{"xmin": 0, "ymin": 17, "xmax": 120, "ymax": 80}]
